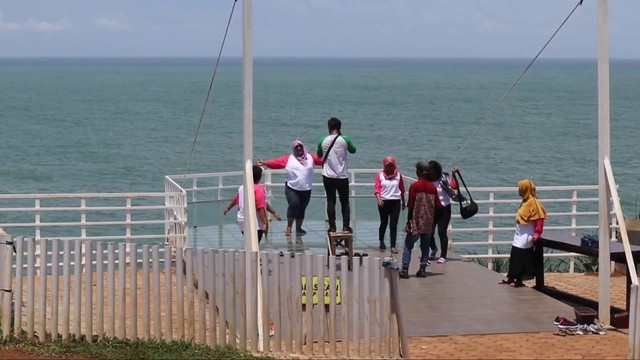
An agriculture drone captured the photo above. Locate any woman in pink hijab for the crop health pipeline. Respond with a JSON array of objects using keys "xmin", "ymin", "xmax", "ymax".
[
  {"xmin": 374, "ymin": 156, "xmax": 406, "ymax": 253},
  {"xmin": 256, "ymin": 139, "xmax": 323, "ymax": 235}
]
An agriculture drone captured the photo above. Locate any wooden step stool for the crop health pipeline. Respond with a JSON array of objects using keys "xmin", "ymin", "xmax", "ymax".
[{"xmin": 326, "ymin": 231, "xmax": 354, "ymax": 271}]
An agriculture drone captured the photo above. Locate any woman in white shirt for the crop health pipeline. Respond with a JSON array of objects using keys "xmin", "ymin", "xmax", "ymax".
[
  {"xmin": 499, "ymin": 179, "xmax": 548, "ymax": 288},
  {"xmin": 374, "ymin": 156, "xmax": 406, "ymax": 253},
  {"xmin": 257, "ymin": 139, "xmax": 323, "ymax": 236}
]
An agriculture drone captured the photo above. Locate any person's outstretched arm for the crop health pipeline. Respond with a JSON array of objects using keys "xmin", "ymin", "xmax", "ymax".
[{"xmin": 256, "ymin": 155, "xmax": 289, "ymax": 169}]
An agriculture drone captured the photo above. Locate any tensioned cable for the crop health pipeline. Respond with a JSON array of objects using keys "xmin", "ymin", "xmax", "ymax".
[
  {"xmin": 184, "ymin": 0, "xmax": 238, "ymax": 176},
  {"xmin": 445, "ymin": 0, "xmax": 584, "ymax": 169}
]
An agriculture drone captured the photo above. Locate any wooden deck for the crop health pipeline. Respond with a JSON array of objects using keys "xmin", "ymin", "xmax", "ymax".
[{"xmin": 190, "ymin": 220, "xmax": 576, "ymax": 338}]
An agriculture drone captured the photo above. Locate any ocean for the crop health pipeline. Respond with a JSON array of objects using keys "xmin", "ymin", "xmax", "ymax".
[{"xmin": 1, "ymin": 57, "xmax": 639, "ymax": 216}]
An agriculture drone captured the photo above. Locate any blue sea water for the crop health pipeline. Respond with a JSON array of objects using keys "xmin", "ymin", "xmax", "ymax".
[{"xmin": 1, "ymin": 57, "xmax": 639, "ymax": 216}]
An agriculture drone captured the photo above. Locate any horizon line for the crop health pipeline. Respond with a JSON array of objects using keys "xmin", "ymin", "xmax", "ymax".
[{"xmin": 1, "ymin": 55, "xmax": 639, "ymax": 61}]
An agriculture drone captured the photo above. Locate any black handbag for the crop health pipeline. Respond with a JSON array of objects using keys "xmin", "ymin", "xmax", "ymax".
[{"xmin": 452, "ymin": 170, "xmax": 478, "ymax": 219}]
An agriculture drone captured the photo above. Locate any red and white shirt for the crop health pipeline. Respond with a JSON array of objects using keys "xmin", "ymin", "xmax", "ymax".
[
  {"xmin": 234, "ymin": 183, "xmax": 267, "ymax": 230},
  {"xmin": 263, "ymin": 153, "xmax": 323, "ymax": 191},
  {"xmin": 374, "ymin": 171, "xmax": 406, "ymax": 201}
]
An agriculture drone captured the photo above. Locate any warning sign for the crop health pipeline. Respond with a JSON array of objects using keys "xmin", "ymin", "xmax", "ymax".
[{"xmin": 300, "ymin": 276, "xmax": 341, "ymax": 305}]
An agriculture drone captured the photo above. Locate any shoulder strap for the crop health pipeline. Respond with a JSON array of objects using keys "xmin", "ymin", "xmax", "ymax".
[
  {"xmin": 322, "ymin": 134, "xmax": 341, "ymax": 165},
  {"xmin": 452, "ymin": 171, "xmax": 474, "ymax": 202}
]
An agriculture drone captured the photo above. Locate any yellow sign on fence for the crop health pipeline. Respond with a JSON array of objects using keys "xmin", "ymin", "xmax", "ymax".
[{"xmin": 300, "ymin": 276, "xmax": 341, "ymax": 305}]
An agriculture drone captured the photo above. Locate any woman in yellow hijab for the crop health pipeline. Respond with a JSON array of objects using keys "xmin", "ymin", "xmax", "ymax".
[{"xmin": 499, "ymin": 179, "xmax": 548, "ymax": 287}]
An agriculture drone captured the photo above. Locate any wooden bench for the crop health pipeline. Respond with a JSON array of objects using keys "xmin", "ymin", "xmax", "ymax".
[{"xmin": 537, "ymin": 232, "xmax": 640, "ymax": 328}]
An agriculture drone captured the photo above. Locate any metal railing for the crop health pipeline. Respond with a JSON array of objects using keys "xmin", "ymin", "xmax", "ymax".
[
  {"xmin": 0, "ymin": 192, "xmax": 187, "ymax": 245},
  {"xmin": 167, "ymin": 169, "xmax": 620, "ymax": 272}
]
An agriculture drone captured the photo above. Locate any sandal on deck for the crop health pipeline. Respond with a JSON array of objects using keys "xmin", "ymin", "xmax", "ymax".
[
  {"xmin": 498, "ymin": 279, "xmax": 513, "ymax": 285},
  {"xmin": 510, "ymin": 281, "xmax": 525, "ymax": 288}
]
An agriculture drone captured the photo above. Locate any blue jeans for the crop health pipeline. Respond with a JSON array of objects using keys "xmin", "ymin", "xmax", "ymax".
[{"xmin": 402, "ymin": 232, "xmax": 431, "ymax": 268}]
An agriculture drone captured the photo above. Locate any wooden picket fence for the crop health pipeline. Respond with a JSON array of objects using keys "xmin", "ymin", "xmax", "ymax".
[{"xmin": 0, "ymin": 236, "xmax": 406, "ymax": 358}]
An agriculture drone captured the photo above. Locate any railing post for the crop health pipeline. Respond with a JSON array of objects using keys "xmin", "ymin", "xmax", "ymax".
[
  {"xmin": 350, "ymin": 171, "xmax": 356, "ymax": 224},
  {"xmin": 125, "ymin": 197, "xmax": 132, "ymax": 242},
  {"xmin": 80, "ymin": 198, "xmax": 87, "ymax": 239},
  {"xmin": 571, "ymin": 190, "xmax": 578, "ymax": 236},
  {"xmin": 1, "ymin": 234, "xmax": 14, "ymax": 339},
  {"xmin": 487, "ymin": 192, "xmax": 495, "ymax": 271},
  {"xmin": 34, "ymin": 199, "xmax": 41, "ymax": 240}
]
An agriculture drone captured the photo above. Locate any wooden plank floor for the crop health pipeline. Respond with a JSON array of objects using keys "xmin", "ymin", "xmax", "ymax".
[{"xmin": 192, "ymin": 220, "xmax": 575, "ymax": 337}]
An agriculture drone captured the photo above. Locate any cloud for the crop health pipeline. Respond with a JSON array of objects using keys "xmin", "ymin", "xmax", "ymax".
[
  {"xmin": 96, "ymin": 17, "xmax": 129, "ymax": 31},
  {"xmin": 0, "ymin": 13, "xmax": 69, "ymax": 31}
]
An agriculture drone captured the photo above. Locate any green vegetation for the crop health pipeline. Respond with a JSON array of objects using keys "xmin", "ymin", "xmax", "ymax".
[
  {"xmin": 467, "ymin": 247, "xmax": 596, "ymax": 274},
  {"xmin": 575, "ymin": 255, "xmax": 599, "ymax": 273},
  {"xmin": 467, "ymin": 247, "xmax": 509, "ymax": 273},
  {"xmin": 0, "ymin": 335, "xmax": 274, "ymax": 360}
]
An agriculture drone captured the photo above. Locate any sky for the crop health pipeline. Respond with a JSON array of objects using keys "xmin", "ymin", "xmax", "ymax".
[{"xmin": 0, "ymin": 0, "xmax": 638, "ymax": 59}]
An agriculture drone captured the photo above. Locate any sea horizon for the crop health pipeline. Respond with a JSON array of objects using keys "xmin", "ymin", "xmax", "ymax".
[{"xmin": 1, "ymin": 56, "xmax": 638, "ymax": 216}]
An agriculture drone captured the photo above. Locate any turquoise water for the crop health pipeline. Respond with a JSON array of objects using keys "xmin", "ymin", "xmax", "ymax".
[{"xmin": 1, "ymin": 57, "xmax": 639, "ymax": 216}]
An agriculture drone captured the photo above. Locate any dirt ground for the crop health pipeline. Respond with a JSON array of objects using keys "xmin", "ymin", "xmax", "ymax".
[{"xmin": 0, "ymin": 273, "xmax": 632, "ymax": 359}]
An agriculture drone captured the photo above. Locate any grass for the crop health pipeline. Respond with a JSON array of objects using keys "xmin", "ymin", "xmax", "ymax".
[
  {"xmin": 0, "ymin": 334, "xmax": 274, "ymax": 360},
  {"xmin": 467, "ymin": 246, "xmax": 586, "ymax": 274}
]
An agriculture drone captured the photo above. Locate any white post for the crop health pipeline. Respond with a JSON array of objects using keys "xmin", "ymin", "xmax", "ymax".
[
  {"xmin": 242, "ymin": 0, "xmax": 263, "ymax": 350},
  {"xmin": 597, "ymin": 0, "xmax": 611, "ymax": 327}
]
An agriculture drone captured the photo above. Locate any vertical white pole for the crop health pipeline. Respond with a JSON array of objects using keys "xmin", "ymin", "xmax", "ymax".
[
  {"xmin": 597, "ymin": 0, "xmax": 611, "ymax": 327},
  {"xmin": 242, "ymin": 0, "xmax": 264, "ymax": 350},
  {"xmin": 243, "ymin": 0, "xmax": 257, "ymax": 252}
]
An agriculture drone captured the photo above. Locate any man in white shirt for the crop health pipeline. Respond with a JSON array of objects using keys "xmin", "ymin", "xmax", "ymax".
[{"xmin": 316, "ymin": 117, "xmax": 357, "ymax": 233}]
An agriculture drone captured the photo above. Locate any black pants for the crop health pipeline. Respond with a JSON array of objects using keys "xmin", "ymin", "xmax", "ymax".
[
  {"xmin": 507, "ymin": 245, "xmax": 535, "ymax": 281},
  {"xmin": 322, "ymin": 176, "xmax": 350, "ymax": 229},
  {"xmin": 284, "ymin": 184, "xmax": 312, "ymax": 220},
  {"xmin": 378, "ymin": 199, "xmax": 401, "ymax": 247},
  {"xmin": 429, "ymin": 204, "xmax": 452, "ymax": 259}
]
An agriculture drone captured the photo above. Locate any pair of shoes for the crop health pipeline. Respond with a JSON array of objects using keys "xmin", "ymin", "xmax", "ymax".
[
  {"xmin": 557, "ymin": 318, "xmax": 579, "ymax": 330},
  {"xmin": 342, "ymin": 226, "xmax": 353, "ymax": 233},
  {"xmin": 576, "ymin": 324, "xmax": 592, "ymax": 335},
  {"xmin": 379, "ymin": 242, "xmax": 387, "ymax": 251},
  {"xmin": 399, "ymin": 268, "xmax": 410, "ymax": 279},
  {"xmin": 416, "ymin": 267, "xmax": 428, "ymax": 278},
  {"xmin": 296, "ymin": 228, "xmax": 306, "ymax": 235},
  {"xmin": 499, "ymin": 278, "xmax": 514, "ymax": 285},
  {"xmin": 391, "ymin": 247, "xmax": 399, "ymax": 254},
  {"xmin": 553, "ymin": 316, "xmax": 570, "ymax": 325},
  {"xmin": 436, "ymin": 257, "xmax": 447, "ymax": 264},
  {"xmin": 553, "ymin": 329, "xmax": 567, "ymax": 337},
  {"xmin": 555, "ymin": 328, "xmax": 576, "ymax": 336},
  {"xmin": 589, "ymin": 323, "xmax": 607, "ymax": 335},
  {"xmin": 428, "ymin": 250, "xmax": 437, "ymax": 260}
]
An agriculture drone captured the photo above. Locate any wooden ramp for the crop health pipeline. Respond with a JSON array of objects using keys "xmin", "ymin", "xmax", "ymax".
[{"xmin": 398, "ymin": 251, "xmax": 574, "ymax": 337}]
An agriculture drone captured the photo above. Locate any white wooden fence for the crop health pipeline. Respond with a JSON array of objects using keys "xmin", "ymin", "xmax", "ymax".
[{"xmin": 0, "ymin": 236, "xmax": 406, "ymax": 358}]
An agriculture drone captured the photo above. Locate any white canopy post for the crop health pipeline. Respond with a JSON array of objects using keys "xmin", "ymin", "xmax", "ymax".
[
  {"xmin": 597, "ymin": 0, "xmax": 611, "ymax": 327},
  {"xmin": 241, "ymin": 0, "xmax": 264, "ymax": 350}
]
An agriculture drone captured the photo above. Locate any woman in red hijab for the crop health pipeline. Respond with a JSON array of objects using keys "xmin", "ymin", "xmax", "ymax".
[{"xmin": 374, "ymin": 156, "xmax": 406, "ymax": 253}]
